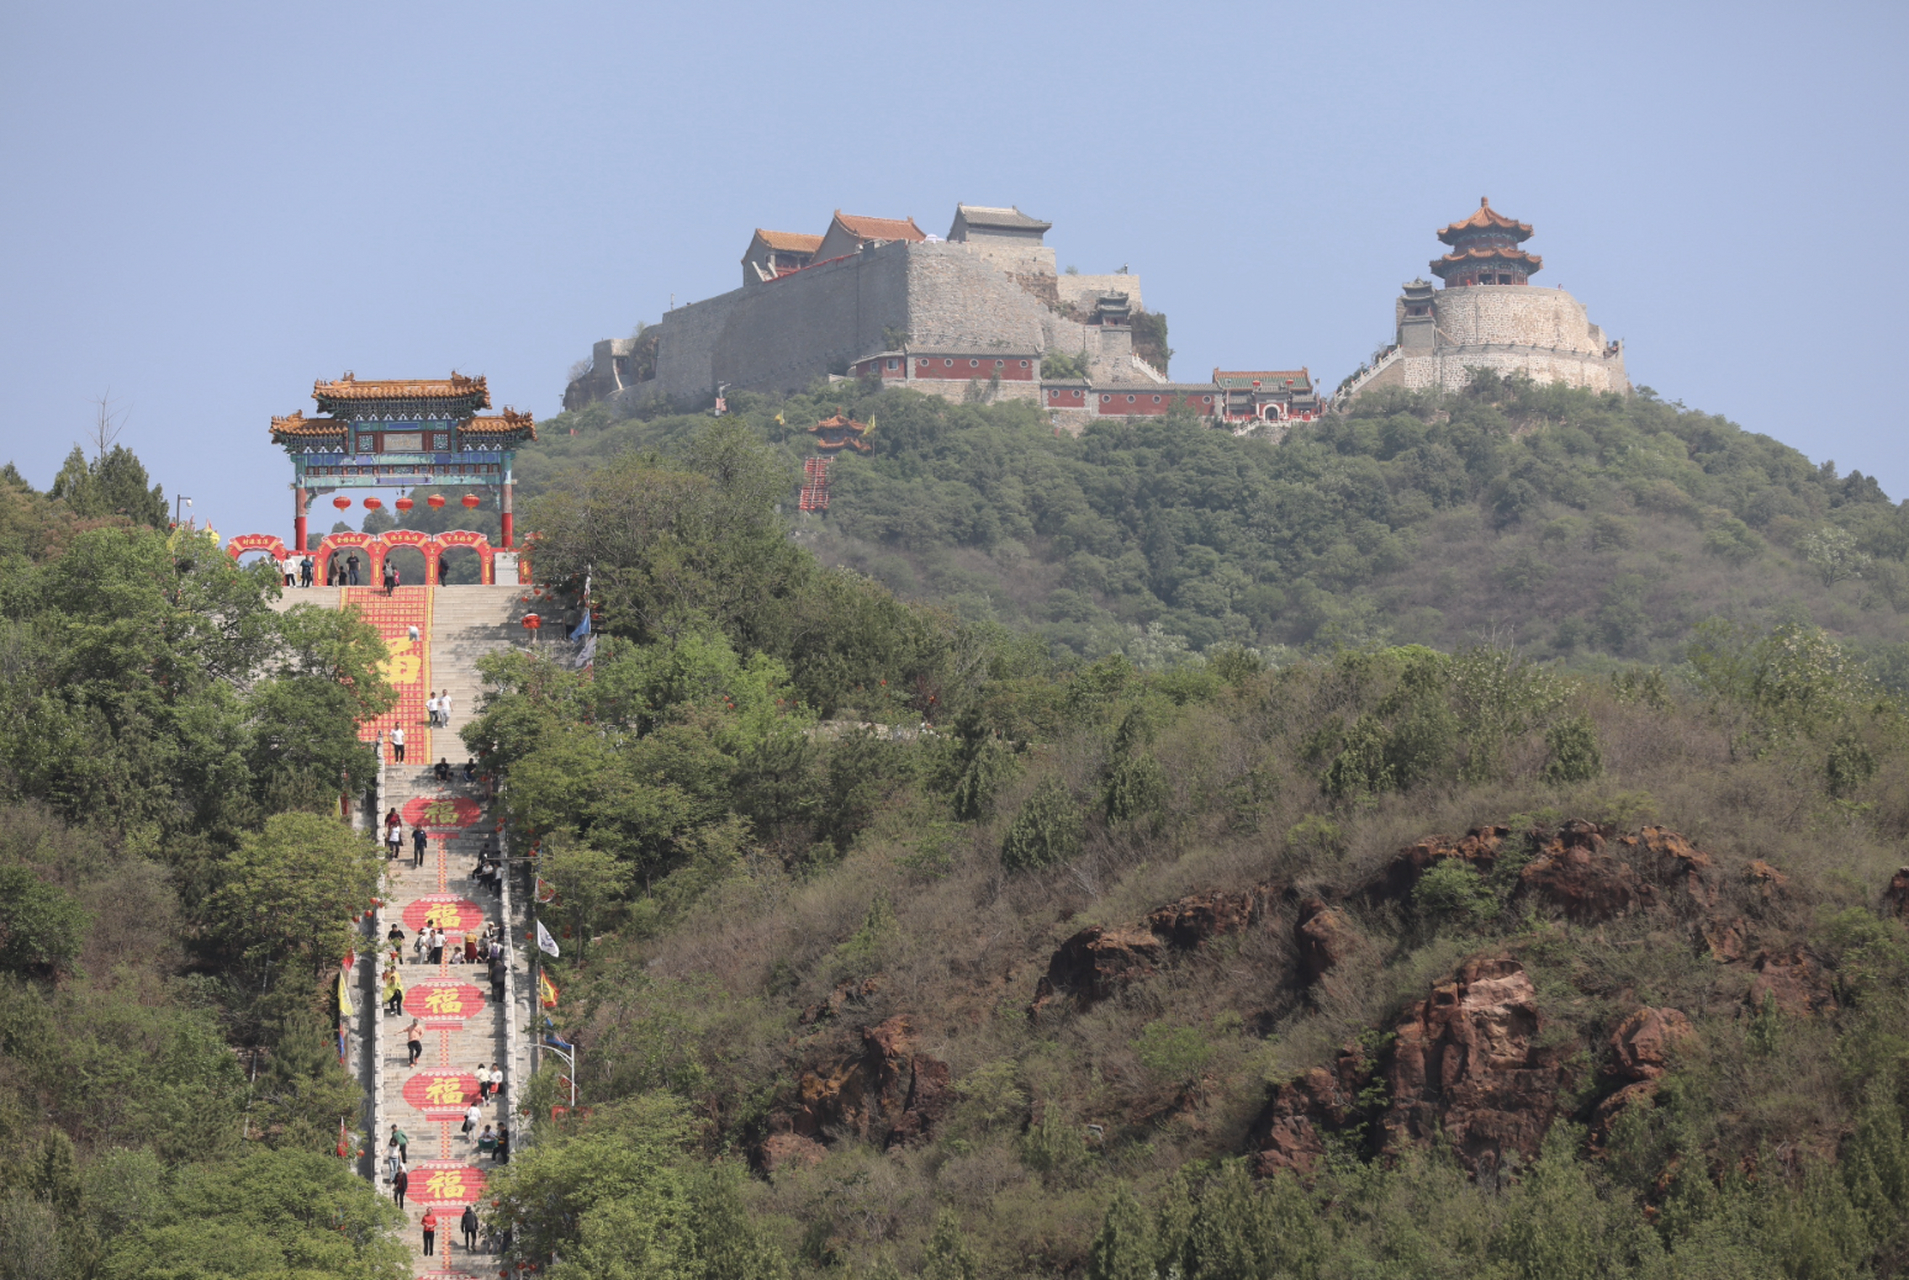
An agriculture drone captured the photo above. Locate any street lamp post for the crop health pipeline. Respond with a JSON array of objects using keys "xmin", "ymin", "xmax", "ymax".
[{"xmin": 174, "ymin": 495, "xmax": 194, "ymax": 528}]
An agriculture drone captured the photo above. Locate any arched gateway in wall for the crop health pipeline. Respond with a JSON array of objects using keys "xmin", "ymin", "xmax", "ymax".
[{"xmin": 230, "ymin": 528, "xmax": 531, "ymax": 586}]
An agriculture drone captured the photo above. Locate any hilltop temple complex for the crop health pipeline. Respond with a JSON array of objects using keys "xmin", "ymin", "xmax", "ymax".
[{"xmin": 566, "ymin": 198, "xmax": 1625, "ymax": 433}]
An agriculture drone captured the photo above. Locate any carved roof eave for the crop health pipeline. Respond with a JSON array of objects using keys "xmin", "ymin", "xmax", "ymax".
[{"xmin": 1431, "ymin": 248, "xmax": 1544, "ymax": 278}]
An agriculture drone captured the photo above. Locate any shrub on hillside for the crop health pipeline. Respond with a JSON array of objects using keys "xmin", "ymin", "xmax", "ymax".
[{"xmin": 1000, "ymin": 778, "xmax": 1084, "ymax": 872}]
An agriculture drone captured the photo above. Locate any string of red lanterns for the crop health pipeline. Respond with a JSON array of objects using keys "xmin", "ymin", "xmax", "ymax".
[{"xmin": 321, "ymin": 492, "xmax": 481, "ymax": 511}]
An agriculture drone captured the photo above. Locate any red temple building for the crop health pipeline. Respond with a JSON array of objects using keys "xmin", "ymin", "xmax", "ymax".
[{"xmin": 1430, "ymin": 198, "xmax": 1543, "ymax": 287}]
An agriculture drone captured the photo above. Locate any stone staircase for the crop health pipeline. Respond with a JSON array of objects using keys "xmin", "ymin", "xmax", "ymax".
[
  {"xmin": 372, "ymin": 760, "xmax": 530, "ymax": 1280},
  {"xmin": 272, "ymin": 584, "xmax": 534, "ymax": 1278},
  {"xmin": 428, "ymin": 585, "xmax": 531, "ymax": 762}
]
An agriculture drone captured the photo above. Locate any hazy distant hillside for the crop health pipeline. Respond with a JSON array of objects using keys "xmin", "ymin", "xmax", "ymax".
[{"xmin": 519, "ymin": 375, "xmax": 1909, "ymax": 682}]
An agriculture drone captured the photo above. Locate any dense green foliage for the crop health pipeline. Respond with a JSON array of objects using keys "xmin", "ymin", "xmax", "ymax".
[
  {"xmin": 521, "ymin": 375, "xmax": 1909, "ymax": 685},
  {"xmin": 0, "ymin": 464, "xmax": 404, "ymax": 1280}
]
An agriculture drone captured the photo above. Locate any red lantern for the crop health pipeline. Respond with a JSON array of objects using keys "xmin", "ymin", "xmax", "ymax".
[
  {"xmin": 427, "ymin": 494, "xmax": 446, "ymax": 509},
  {"xmin": 332, "ymin": 496, "xmax": 351, "ymax": 511},
  {"xmin": 363, "ymin": 497, "xmax": 383, "ymax": 511},
  {"xmin": 396, "ymin": 497, "xmax": 414, "ymax": 513},
  {"xmin": 462, "ymin": 494, "xmax": 481, "ymax": 509}
]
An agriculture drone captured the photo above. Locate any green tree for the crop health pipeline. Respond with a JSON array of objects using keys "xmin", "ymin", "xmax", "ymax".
[
  {"xmin": 538, "ymin": 837, "xmax": 635, "ymax": 963},
  {"xmin": 49, "ymin": 444, "xmax": 167, "ymax": 529},
  {"xmin": 920, "ymin": 1211, "xmax": 979, "ymax": 1280},
  {"xmin": 204, "ymin": 812, "xmax": 382, "ymax": 978},
  {"xmin": 0, "ymin": 867, "xmax": 88, "ymax": 976},
  {"xmin": 100, "ymin": 1146, "xmax": 407, "ymax": 1280},
  {"xmin": 1088, "ymin": 1184, "xmax": 1157, "ymax": 1280},
  {"xmin": 1542, "ymin": 714, "xmax": 1603, "ymax": 784},
  {"xmin": 999, "ymin": 778, "xmax": 1084, "ymax": 872}
]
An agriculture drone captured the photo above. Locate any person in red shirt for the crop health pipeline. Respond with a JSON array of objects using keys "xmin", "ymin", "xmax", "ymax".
[{"xmin": 421, "ymin": 1209, "xmax": 438, "ymax": 1256}]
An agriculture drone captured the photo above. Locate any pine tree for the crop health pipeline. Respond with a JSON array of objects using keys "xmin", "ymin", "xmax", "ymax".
[{"xmin": 1088, "ymin": 1184, "xmax": 1156, "ymax": 1280}]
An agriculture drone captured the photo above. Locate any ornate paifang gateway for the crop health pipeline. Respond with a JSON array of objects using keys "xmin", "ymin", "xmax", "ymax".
[{"xmin": 270, "ymin": 372, "xmax": 536, "ymax": 552}]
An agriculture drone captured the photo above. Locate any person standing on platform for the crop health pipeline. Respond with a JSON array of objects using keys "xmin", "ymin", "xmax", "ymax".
[
  {"xmin": 405, "ymin": 1019, "xmax": 424, "ymax": 1067},
  {"xmin": 412, "ymin": 824, "xmax": 428, "ymax": 868},
  {"xmin": 420, "ymin": 1209, "xmax": 438, "ymax": 1257},
  {"xmin": 300, "ymin": 556, "xmax": 313, "ymax": 587},
  {"xmin": 430, "ymin": 926, "xmax": 446, "ymax": 965},
  {"xmin": 461, "ymin": 1203, "xmax": 480, "ymax": 1253},
  {"xmin": 346, "ymin": 553, "xmax": 360, "ymax": 586},
  {"xmin": 392, "ymin": 1165, "xmax": 408, "ymax": 1209},
  {"xmin": 425, "ymin": 691, "xmax": 438, "ymax": 727},
  {"xmin": 391, "ymin": 725, "xmax": 405, "ymax": 764}
]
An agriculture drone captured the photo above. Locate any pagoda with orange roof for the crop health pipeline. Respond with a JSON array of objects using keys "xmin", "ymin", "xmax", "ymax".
[
  {"xmin": 1430, "ymin": 198, "xmax": 1543, "ymax": 288},
  {"xmin": 269, "ymin": 372, "xmax": 537, "ymax": 553}
]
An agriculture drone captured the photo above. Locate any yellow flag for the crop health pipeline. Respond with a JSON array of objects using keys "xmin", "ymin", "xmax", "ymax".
[{"xmin": 336, "ymin": 968, "xmax": 354, "ymax": 1018}]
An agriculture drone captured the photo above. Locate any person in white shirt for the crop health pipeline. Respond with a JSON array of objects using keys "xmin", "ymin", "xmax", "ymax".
[
  {"xmin": 425, "ymin": 693, "xmax": 439, "ymax": 727},
  {"xmin": 439, "ymin": 691, "xmax": 453, "ymax": 726},
  {"xmin": 391, "ymin": 725, "xmax": 406, "ymax": 763},
  {"xmin": 463, "ymin": 1102, "xmax": 481, "ymax": 1138}
]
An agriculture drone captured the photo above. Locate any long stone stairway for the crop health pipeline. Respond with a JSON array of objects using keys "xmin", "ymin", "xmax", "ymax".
[{"xmin": 273, "ymin": 583, "xmax": 533, "ymax": 1279}]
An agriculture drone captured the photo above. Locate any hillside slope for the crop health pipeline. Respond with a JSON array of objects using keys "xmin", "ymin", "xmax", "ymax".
[{"xmin": 514, "ymin": 375, "xmax": 1909, "ymax": 683}]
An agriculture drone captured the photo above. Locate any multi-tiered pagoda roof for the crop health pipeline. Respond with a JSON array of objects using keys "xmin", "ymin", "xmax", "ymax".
[
  {"xmin": 269, "ymin": 373, "xmax": 535, "ymax": 448},
  {"xmin": 1430, "ymin": 198, "xmax": 1543, "ymax": 286}
]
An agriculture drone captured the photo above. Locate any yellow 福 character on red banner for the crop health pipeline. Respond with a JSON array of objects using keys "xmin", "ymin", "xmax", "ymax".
[
  {"xmin": 425, "ymin": 1169, "xmax": 465, "ymax": 1200},
  {"xmin": 425, "ymin": 988, "xmax": 465, "ymax": 1015},
  {"xmin": 425, "ymin": 1077, "xmax": 466, "ymax": 1106}
]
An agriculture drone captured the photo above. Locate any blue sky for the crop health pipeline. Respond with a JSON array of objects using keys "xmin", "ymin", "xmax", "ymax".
[{"xmin": 2, "ymin": 0, "xmax": 1903, "ymax": 539}]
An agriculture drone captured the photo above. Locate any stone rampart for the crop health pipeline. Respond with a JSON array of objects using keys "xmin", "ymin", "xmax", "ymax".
[
  {"xmin": 1055, "ymin": 274, "xmax": 1145, "ymax": 314},
  {"xmin": 1431, "ymin": 286, "xmax": 1608, "ymax": 356},
  {"xmin": 1397, "ymin": 345, "xmax": 1627, "ymax": 395}
]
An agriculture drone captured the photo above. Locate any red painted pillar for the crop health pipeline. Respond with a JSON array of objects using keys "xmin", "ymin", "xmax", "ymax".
[
  {"xmin": 294, "ymin": 483, "xmax": 309, "ymax": 552},
  {"xmin": 500, "ymin": 480, "xmax": 514, "ymax": 549}
]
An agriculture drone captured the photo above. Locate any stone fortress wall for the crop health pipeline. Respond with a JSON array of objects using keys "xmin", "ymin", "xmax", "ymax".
[{"xmin": 580, "ymin": 205, "xmax": 1160, "ymax": 410}]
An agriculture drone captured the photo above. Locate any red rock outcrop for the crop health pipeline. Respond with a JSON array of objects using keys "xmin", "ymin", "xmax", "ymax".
[
  {"xmin": 1250, "ymin": 1049, "xmax": 1371, "ymax": 1176},
  {"xmin": 1609, "ymin": 1007, "xmax": 1695, "ymax": 1081},
  {"xmin": 1251, "ymin": 953, "xmax": 1575, "ymax": 1178},
  {"xmin": 757, "ymin": 1132, "xmax": 827, "ymax": 1174},
  {"xmin": 1747, "ymin": 944, "xmax": 1836, "ymax": 1017},
  {"xmin": 1032, "ymin": 886, "xmax": 1271, "ymax": 1014},
  {"xmin": 1381, "ymin": 955, "xmax": 1571, "ymax": 1174},
  {"xmin": 770, "ymin": 1015, "xmax": 949, "ymax": 1154},
  {"xmin": 1515, "ymin": 820, "xmax": 1651, "ymax": 922},
  {"xmin": 1592, "ymin": 1007, "xmax": 1697, "ymax": 1145},
  {"xmin": 1617, "ymin": 826, "xmax": 1716, "ymax": 905},
  {"xmin": 1294, "ymin": 898, "xmax": 1362, "ymax": 987},
  {"xmin": 1367, "ymin": 825, "xmax": 1510, "ymax": 903}
]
